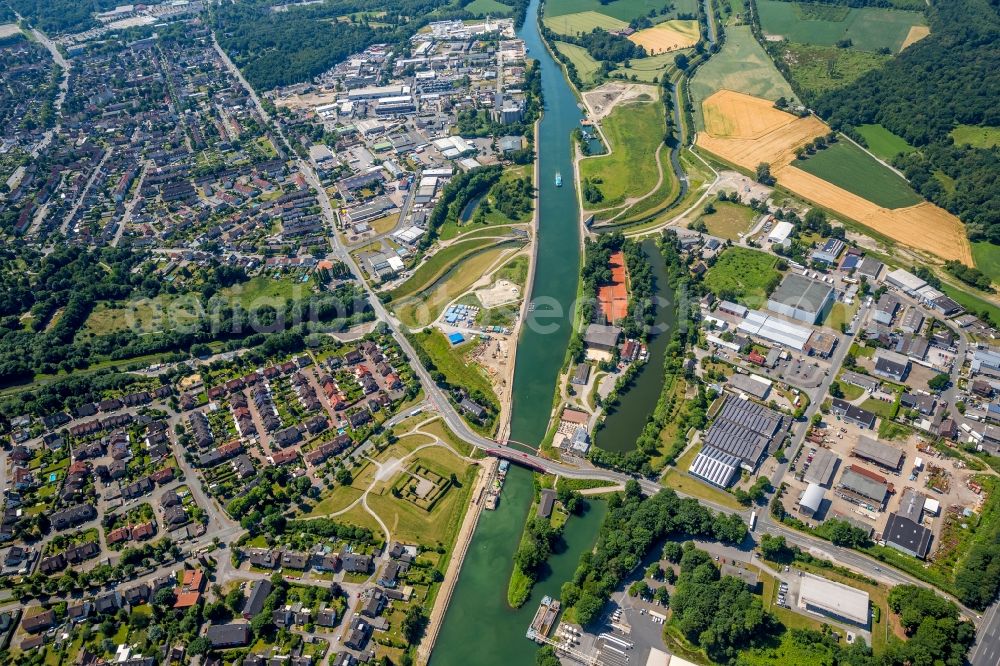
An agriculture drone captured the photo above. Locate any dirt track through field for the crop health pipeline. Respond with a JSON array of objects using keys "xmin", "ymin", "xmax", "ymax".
[{"xmin": 696, "ymin": 89, "xmax": 973, "ymax": 265}]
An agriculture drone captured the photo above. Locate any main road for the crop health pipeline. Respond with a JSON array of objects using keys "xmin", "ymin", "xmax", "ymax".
[{"xmin": 213, "ymin": 30, "xmax": 988, "ymax": 630}]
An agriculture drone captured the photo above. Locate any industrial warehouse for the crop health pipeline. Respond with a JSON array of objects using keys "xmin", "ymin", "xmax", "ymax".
[
  {"xmin": 688, "ymin": 395, "xmax": 788, "ymax": 487},
  {"xmin": 767, "ymin": 273, "xmax": 835, "ymax": 324},
  {"xmin": 798, "ymin": 573, "xmax": 871, "ymax": 627}
]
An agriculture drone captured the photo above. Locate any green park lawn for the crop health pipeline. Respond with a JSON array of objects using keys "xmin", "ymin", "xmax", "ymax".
[
  {"xmin": 366, "ymin": 448, "xmax": 476, "ymax": 547},
  {"xmin": 555, "ymin": 41, "xmax": 601, "ymax": 86},
  {"xmin": 698, "ymin": 201, "xmax": 757, "ymax": 240},
  {"xmin": 81, "ymin": 276, "xmax": 305, "ymax": 336},
  {"xmin": 950, "ymin": 124, "xmax": 1000, "ymax": 149},
  {"xmin": 781, "ymin": 44, "xmax": 890, "ymax": 97},
  {"xmin": 856, "ymin": 123, "xmax": 916, "ymax": 161},
  {"xmin": 792, "ymin": 140, "xmax": 923, "ymax": 209},
  {"xmin": 579, "ymin": 100, "xmax": 664, "ymax": 209},
  {"xmin": 690, "ymin": 25, "xmax": 797, "ymax": 129},
  {"xmin": 703, "ymin": 247, "xmax": 781, "ymax": 309},
  {"xmin": 757, "ymin": 0, "xmax": 926, "ymax": 52}
]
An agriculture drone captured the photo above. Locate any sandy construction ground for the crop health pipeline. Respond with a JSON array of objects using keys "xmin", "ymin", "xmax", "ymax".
[
  {"xmin": 275, "ymin": 89, "xmax": 340, "ymax": 110},
  {"xmin": 0, "ymin": 24, "xmax": 21, "ymax": 38},
  {"xmin": 696, "ymin": 89, "xmax": 973, "ymax": 264},
  {"xmin": 582, "ymin": 82, "xmax": 657, "ymax": 121},
  {"xmin": 628, "ymin": 20, "xmax": 699, "ymax": 54},
  {"xmin": 900, "ymin": 25, "xmax": 930, "ymax": 50},
  {"xmin": 475, "ymin": 279, "xmax": 520, "ymax": 308}
]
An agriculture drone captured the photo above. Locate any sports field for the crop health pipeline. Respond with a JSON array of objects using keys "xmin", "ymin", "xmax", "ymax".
[
  {"xmin": 695, "ymin": 91, "xmax": 972, "ymax": 264},
  {"xmin": 792, "ymin": 141, "xmax": 922, "ymax": 209},
  {"xmin": 464, "ymin": 0, "xmax": 513, "ymax": 15},
  {"xmin": 689, "ymin": 25, "xmax": 797, "ymax": 129},
  {"xmin": 780, "ymin": 43, "xmax": 889, "ymax": 96},
  {"xmin": 555, "ymin": 41, "xmax": 602, "ymax": 86},
  {"xmin": 543, "ymin": 11, "xmax": 627, "ymax": 36},
  {"xmin": 578, "ymin": 98, "xmax": 665, "ymax": 209},
  {"xmin": 856, "ymin": 124, "xmax": 915, "ymax": 161},
  {"xmin": 544, "ymin": 0, "xmax": 697, "ymax": 21},
  {"xmin": 757, "ymin": 0, "xmax": 927, "ymax": 53},
  {"xmin": 628, "ymin": 19, "xmax": 699, "ymax": 54},
  {"xmin": 951, "ymin": 125, "xmax": 1000, "ymax": 149}
]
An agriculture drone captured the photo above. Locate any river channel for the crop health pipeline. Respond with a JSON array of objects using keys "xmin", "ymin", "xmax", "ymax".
[
  {"xmin": 430, "ymin": 0, "xmax": 602, "ymax": 662},
  {"xmin": 594, "ymin": 238, "xmax": 677, "ymax": 453},
  {"xmin": 505, "ymin": 0, "xmax": 585, "ymax": 448}
]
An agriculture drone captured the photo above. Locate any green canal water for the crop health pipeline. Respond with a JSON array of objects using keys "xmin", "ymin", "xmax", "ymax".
[
  {"xmin": 595, "ymin": 238, "xmax": 678, "ymax": 453},
  {"xmin": 506, "ymin": 0, "xmax": 585, "ymax": 448},
  {"xmin": 430, "ymin": 465, "xmax": 608, "ymax": 665},
  {"xmin": 430, "ymin": 1, "xmax": 609, "ymax": 663}
]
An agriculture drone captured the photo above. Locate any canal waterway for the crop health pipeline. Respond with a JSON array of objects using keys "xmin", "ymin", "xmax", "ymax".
[
  {"xmin": 594, "ymin": 238, "xmax": 677, "ymax": 453},
  {"xmin": 430, "ymin": 465, "xmax": 608, "ymax": 665},
  {"xmin": 430, "ymin": 0, "xmax": 607, "ymax": 662},
  {"xmin": 506, "ymin": 0, "xmax": 585, "ymax": 448}
]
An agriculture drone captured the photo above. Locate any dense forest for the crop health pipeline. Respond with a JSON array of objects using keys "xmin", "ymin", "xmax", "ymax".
[
  {"xmin": 4, "ymin": 0, "xmax": 123, "ymax": 34},
  {"xmin": 559, "ymin": 483, "xmax": 748, "ymax": 627},
  {"xmin": 810, "ymin": 0, "xmax": 1000, "ymax": 242}
]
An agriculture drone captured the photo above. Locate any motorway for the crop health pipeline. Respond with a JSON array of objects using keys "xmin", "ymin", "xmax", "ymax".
[{"xmin": 212, "ymin": 29, "xmax": 996, "ymax": 641}]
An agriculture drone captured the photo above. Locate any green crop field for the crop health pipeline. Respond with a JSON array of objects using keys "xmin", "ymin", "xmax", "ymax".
[
  {"xmin": 973, "ymin": 242, "xmax": 1000, "ymax": 285},
  {"xmin": 579, "ymin": 100, "xmax": 664, "ymax": 210},
  {"xmin": 690, "ymin": 25, "xmax": 797, "ymax": 129},
  {"xmin": 780, "ymin": 43, "xmax": 889, "ymax": 96},
  {"xmin": 555, "ymin": 41, "xmax": 602, "ymax": 86},
  {"xmin": 792, "ymin": 140, "xmax": 923, "ymax": 209},
  {"xmin": 951, "ymin": 125, "xmax": 1000, "ymax": 149},
  {"xmin": 697, "ymin": 201, "xmax": 757, "ymax": 240},
  {"xmin": 757, "ymin": 0, "xmax": 927, "ymax": 53},
  {"xmin": 544, "ymin": 0, "xmax": 697, "ymax": 21},
  {"xmin": 856, "ymin": 123, "xmax": 916, "ymax": 161},
  {"xmin": 464, "ymin": 0, "xmax": 513, "ymax": 15},
  {"xmin": 543, "ymin": 10, "xmax": 627, "ymax": 35},
  {"xmin": 610, "ymin": 50, "xmax": 680, "ymax": 83},
  {"xmin": 703, "ymin": 247, "xmax": 781, "ymax": 309}
]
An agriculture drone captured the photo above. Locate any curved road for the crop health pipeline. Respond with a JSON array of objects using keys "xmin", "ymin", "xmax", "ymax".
[{"xmin": 212, "ymin": 28, "xmax": 987, "ymax": 629}]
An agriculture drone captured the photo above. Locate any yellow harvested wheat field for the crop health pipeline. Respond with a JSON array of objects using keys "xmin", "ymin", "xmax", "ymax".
[
  {"xmin": 696, "ymin": 89, "xmax": 973, "ymax": 264},
  {"xmin": 628, "ymin": 20, "xmax": 700, "ymax": 54},
  {"xmin": 698, "ymin": 91, "xmax": 827, "ymax": 170},
  {"xmin": 900, "ymin": 25, "xmax": 930, "ymax": 50}
]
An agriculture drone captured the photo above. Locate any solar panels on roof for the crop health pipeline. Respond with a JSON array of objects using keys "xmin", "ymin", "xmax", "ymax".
[{"xmin": 688, "ymin": 446, "xmax": 740, "ymax": 488}]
